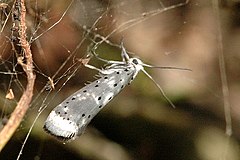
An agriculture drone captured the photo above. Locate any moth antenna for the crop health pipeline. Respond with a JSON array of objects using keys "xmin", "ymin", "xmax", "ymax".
[
  {"xmin": 141, "ymin": 68, "xmax": 176, "ymax": 108},
  {"xmin": 142, "ymin": 63, "xmax": 192, "ymax": 71}
]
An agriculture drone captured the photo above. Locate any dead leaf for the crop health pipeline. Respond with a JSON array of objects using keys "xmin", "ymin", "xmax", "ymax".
[{"xmin": 6, "ymin": 89, "xmax": 14, "ymax": 100}]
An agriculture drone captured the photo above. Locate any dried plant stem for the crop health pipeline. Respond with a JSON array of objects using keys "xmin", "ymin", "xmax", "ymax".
[
  {"xmin": 0, "ymin": 0, "xmax": 35, "ymax": 152},
  {"xmin": 212, "ymin": 0, "xmax": 232, "ymax": 159},
  {"xmin": 212, "ymin": 0, "xmax": 232, "ymax": 137}
]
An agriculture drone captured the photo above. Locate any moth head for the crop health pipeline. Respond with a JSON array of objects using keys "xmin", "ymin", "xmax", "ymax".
[
  {"xmin": 128, "ymin": 55, "xmax": 191, "ymax": 109},
  {"xmin": 129, "ymin": 58, "xmax": 144, "ymax": 71}
]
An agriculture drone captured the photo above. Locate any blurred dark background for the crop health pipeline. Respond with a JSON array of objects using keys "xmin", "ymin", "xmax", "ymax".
[{"xmin": 0, "ymin": 0, "xmax": 240, "ymax": 160}]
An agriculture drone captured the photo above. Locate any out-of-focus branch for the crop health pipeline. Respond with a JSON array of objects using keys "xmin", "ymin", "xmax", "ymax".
[
  {"xmin": 0, "ymin": 0, "xmax": 35, "ymax": 151},
  {"xmin": 212, "ymin": 0, "xmax": 232, "ymax": 136}
]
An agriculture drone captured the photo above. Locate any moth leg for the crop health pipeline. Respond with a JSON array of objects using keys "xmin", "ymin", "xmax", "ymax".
[
  {"xmin": 92, "ymin": 51, "xmax": 125, "ymax": 65},
  {"xmin": 89, "ymin": 44, "xmax": 126, "ymax": 65},
  {"xmin": 84, "ymin": 64, "xmax": 103, "ymax": 73},
  {"xmin": 84, "ymin": 64, "xmax": 121, "ymax": 75},
  {"xmin": 120, "ymin": 41, "xmax": 130, "ymax": 62}
]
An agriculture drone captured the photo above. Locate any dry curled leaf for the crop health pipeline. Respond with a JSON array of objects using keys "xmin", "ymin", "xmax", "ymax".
[
  {"xmin": 48, "ymin": 77, "xmax": 55, "ymax": 90},
  {"xmin": 6, "ymin": 89, "xmax": 14, "ymax": 100},
  {"xmin": 78, "ymin": 58, "xmax": 90, "ymax": 65},
  {"xmin": 0, "ymin": 3, "xmax": 8, "ymax": 9}
]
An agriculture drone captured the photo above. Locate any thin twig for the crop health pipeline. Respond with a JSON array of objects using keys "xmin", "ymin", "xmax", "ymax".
[
  {"xmin": 212, "ymin": 0, "xmax": 232, "ymax": 137},
  {"xmin": 212, "ymin": 0, "xmax": 232, "ymax": 160},
  {"xmin": 0, "ymin": 0, "xmax": 35, "ymax": 152}
]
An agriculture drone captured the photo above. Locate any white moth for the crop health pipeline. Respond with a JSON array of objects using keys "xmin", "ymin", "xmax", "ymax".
[{"xmin": 43, "ymin": 44, "xmax": 189, "ymax": 141}]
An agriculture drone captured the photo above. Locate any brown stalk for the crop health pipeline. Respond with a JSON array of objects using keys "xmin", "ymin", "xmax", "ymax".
[{"xmin": 0, "ymin": 0, "xmax": 35, "ymax": 151}]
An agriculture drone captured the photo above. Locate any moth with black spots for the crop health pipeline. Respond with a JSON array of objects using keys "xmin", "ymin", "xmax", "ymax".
[{"xmin": 43, "ymin": 44, "xmax": 190, "ymax": 141}]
